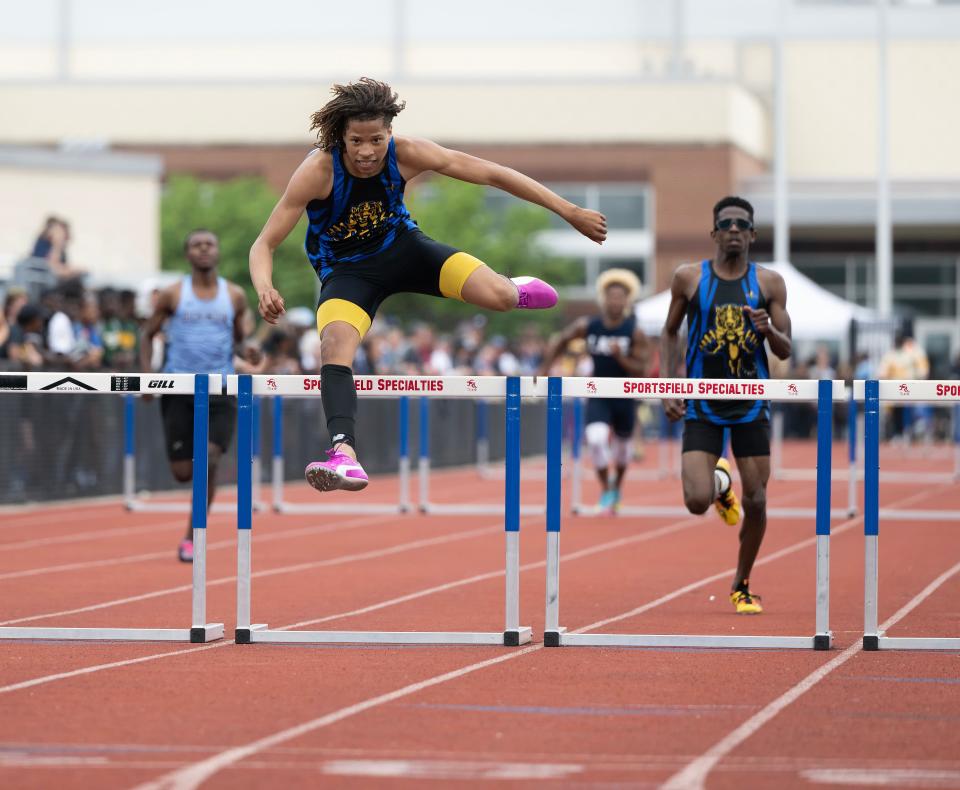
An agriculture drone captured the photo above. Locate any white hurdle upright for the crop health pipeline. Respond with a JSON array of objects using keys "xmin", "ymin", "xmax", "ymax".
[
  {"xmin": 122, "ymin": 390, "xmax": 264, "ymax": 513},
  {"xmin": 568, "ymin": 376, "xmax": 849, "ymax": 520},
  {"xmin": 267, "ymin": 392, "xmax": 411, "ymax": 514},
  {"xmin": 545, "ymin": 376, "xmax": 838, "ymax": 650},
  {"xmin": 862, "ymin": 379, "xmax": 960, "ymax": 651},
  {"xmin": 0, "ymin": 372, "xmax": 223, "ymax": 643},
  {"xmin": 233, "ymin": 374, "xmax": 534, "ymax": 646}
]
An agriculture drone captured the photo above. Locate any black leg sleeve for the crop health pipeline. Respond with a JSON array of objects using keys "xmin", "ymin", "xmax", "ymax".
[{"xmin": 320, "ymin": 364, "xmax": 357, "ymax": 449}]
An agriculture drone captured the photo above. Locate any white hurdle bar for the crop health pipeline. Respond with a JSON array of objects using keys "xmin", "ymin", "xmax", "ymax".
[
  {"xmin": 0, "ymin": 372, "xmax": 223, "ymax": 643},
  {"xmin": 266, "ymin": 393, "xmax": 411, "ymax": 515},
  {"xmin": 569, "ymin": 377, "xmax": 849, "ymax": 520},
  {"xmin": 545, "ymin": 377, "xmax": 837, "ymax": 650},
  {"xmin": 233, "ymin": 374, "xmax": 533, "ymax": 646},
  {"xmin": 123, "ymin": 391, "xmax": 264, "ymax": 513},
  {"xmin": 862, "ymin": 379, "xmax": 960, "ymax": 651}
]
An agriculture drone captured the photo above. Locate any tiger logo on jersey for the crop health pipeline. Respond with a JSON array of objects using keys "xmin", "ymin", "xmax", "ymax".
[
  {"xmin": 327, "ymin": 201, "xmax": 388, "ymax": 242},
  {"xmin": 699, "ymin": 304, "xmax": 760, "ymax": 376}
]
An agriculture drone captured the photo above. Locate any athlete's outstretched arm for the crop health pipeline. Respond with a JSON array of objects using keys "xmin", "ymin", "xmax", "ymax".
[
  {"xmin": 396, "ymin": 136, "xmax": 607, "ymax": 244},
  {"xmin": 746, "ymin": 271, "xmax": 791, "ymax": 360},
  {"xmin": 250, "ymin": 153, "xmax": 332, "ymax": 324},
  {"xmin": 538, "ymin": 317, "xmax": 589, "ymax": 376},
  {"xmin": 660, "ymin": 267, "xmax": 693, "ymax": 421}
]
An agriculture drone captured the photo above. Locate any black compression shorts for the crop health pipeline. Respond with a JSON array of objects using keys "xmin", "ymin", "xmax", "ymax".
[
  {"xmin": 160, "ymin": 395, "xmax": 237, "ymax": 462},
  {"xmin": 315, "ymin": 230, "xmax": 485, "ymax": 338},
  {"xmin": 681, "ymin": 419, "xmax": 770, "ymax": 458},
  {"xmin": 585, "ymin": 399, "xmax": 637, "ymax": 439}
]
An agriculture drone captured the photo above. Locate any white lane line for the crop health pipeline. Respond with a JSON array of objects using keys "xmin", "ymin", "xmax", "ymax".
[
  {"xmin": 661, "ymin": 555, "xmax": 960, "ymax": 790},
  {"xmin": 0, "ymin": 643, "xmax": 225, "ymax": 695},
  {"xmin": 0, "ymin": 512, "xmax": 403, "ymax": 579},
  {"xmin": 0, "ymin": 523, "xmax": 505, "ymax": 626}
]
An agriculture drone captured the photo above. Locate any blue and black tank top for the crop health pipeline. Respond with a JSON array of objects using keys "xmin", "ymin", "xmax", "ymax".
[
  {"xmin": 685, "ymin": 260, "xmax": 769, "ymax": 425},
  {"xmin": 586, "ymin": 314, "xmax": 636, "ymax": 379},
  {"xmin": 304, "ymin": 138, "xmax": 419, "ymax": 281}
]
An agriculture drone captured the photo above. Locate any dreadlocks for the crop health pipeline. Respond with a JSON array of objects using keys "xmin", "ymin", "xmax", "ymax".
[{"xmin": 309, "ymin": 78, "xmax": 406, "ymax": 151}]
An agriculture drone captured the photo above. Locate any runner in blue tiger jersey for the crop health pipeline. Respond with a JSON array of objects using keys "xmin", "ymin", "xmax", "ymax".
[
  {"xmin": 660, "ymin": 197, "xmax": 792, "ymax": 614},
  {"xmin": 250, "ymin": 79, "xmax": 607, "ymax": 495}
]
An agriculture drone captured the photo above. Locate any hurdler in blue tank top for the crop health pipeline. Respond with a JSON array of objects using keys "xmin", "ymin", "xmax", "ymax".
[
  {"xmin": 304, "ymin": 137, "xmax": 420, "ymax": 282},
  {"xmin": 684, "ymin": 260, "xmax": 770, "ymax": 425},
  {"xmin": 163, "ymin": 275, "xmax": 235, "ymax": 376}
]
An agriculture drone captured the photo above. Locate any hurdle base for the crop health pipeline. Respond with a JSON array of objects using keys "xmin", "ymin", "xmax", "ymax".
[
  {"xmin": 543, "ymin": 628, "xmax": 567, "ymax": 648},
  {"xmin": 813, "ymin": 632, "xmax": 833, "ymax": 651},
  {"xmin": 243, "ymin": 627, "xmax": 525, "ymax": 645},
  {"xmin": 190, "ymin": 624, "xmax": 226, "ymax": 643},
  {"xmin": 420, "ymin": 503, "xmax": 543, "ymax": 516},
  {"xmin": 275, "ymin": 502, "xmax": 403, "ymax": 515},
  {"xmin": 555, "ymin": 633, "xmax": 822, "ymax": 649},
  {"xmin": 867, "ymin": 635, "xmax": 960, "ymax": 651},
  {"xmin": 502, "ymin": 627, "xmax": 532, "ymax": 647},
  {"xmin": 863, "ymin": 634, "xmax": 880, "ymax": 651},
  {"xmin": 235, "ymin": 624, "xmax": 268, "ymax": 645},
  {"xmin": 0, "ymin": 625, "xmax": 223, "ymax": 643}
]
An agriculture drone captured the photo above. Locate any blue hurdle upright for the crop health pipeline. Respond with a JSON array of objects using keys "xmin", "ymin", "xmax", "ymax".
[
  {"xmin": 232, "ymin": 374, "xmax": 533, "ymax": 646},
  {"xmin": 862, "ymin": 379, "xmax": 960, "ymax": 651},
  {"xmin": 545, "ymin": 377, "xmax": 838, "ymax": 650},
  {"xmin": 0, "ymin": 372, "xmax": 223, "ymax": 643}
]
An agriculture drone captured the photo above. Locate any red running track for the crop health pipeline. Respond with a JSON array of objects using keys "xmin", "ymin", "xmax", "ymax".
[{"xmin": 0, "ymin": 440, "xmax": 958, "ymax": 789}]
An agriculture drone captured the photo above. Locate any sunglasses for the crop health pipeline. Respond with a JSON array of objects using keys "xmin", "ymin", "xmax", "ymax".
[{"xmin": 715, "ymin": 218, "xmax": 753, "ymax": 231}]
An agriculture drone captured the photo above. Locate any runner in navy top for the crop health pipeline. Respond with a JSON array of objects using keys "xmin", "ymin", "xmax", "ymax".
[
  {"xmin": 250, "ymin": 78, "xmax": 608, "ymax": 495},
  {"xmin": 539, "ymin": 269, "xmax": 648, "ymax": 514},
  {"xmin": 660, "ymin": 197, "xmax": 792, "ymax": 614}
]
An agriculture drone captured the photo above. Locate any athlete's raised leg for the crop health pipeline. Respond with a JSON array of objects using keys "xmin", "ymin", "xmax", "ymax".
[
  {"xmin": 680, "ymin": 450, "xmax": 720, "ymax": 515},
  {"xmin": 459, "ymin": 263, "xmax": 557, "ymax": 312}
]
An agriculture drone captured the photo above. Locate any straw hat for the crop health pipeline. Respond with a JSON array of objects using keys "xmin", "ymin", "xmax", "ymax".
[{"xmin": 596, "ymin": 268, "xmax": 642, "ymax": 305}]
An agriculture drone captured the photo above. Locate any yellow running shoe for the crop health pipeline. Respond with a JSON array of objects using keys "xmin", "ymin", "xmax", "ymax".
[
  {"xmin": 730, "ymin": 588, "xmax": 763, "ymax": 615},
  {"xmin": 714, "ymin": 457, "xmax": 740, "ymax": 526}
]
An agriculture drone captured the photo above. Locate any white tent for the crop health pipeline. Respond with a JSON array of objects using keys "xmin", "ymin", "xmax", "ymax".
[{"xmin": 635, "ymin": 261, "xmax": 875, "ymax": 343}]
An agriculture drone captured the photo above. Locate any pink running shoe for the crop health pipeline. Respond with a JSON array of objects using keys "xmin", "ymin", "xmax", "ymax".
[
  {"xmin": 178, "ymin": 539, "xmax": 194, "ymax": 563},
  {"xmin": 511, "ymin": 276, "xmax": 558, "ymax": 309},
  {"xmin": 305, "ymin": 449, "xmax": 369, "ymax": 492}
]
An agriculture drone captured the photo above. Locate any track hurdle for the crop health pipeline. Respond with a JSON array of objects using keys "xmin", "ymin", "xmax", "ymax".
[
  {"xmin": 123, "ymin": 392, "xmax": 264, "ymax": 513},
  {"xmin": 0, "ymin": 372, "xmax": 223, "ymax": 643},
  {"xmin": 419, "ymin": 385, "xmax": 545, "ymax": 515},
  {"xmin": 545, "ymin": 377, "xmax": 837, "ymax": 650},
  {"xmin": 268, "ymin": 393, "xmax": 411, "ymax": 514},
  {"xmin": 568, "ymin": 377, "xmax": 848, "ymax": 520},
  {"xmin": 233, "ymin": 374, "xmax": 534, "ymax": 646},
  {"xmin": 862, "ymin": 379, "xmax": 960, "ymax": 651}
]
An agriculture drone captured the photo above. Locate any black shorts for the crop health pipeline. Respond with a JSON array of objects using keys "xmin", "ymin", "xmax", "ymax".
[
  {"xmin": 682, "ymin": 419, "xmax": 770, "ymax": 458},
  {"xmin": 585, "ymin": 398, "xmax": 636, "ymax": 438},
  {"xmin": 316, "ymin": 230, "xmax": 484, "ymax": 338},
  {"xmin": 160, "ymin": 395, "xmax": 237, "ymax": 462}
]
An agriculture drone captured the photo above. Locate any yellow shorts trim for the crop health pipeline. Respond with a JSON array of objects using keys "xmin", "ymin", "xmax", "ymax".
[
  {"xmin": 439, "ymin": 252, "xmax": 485, "ymax": 301},
  {"xmin": 316, "ymin": 299, "xmax": 372, "ymax": 339}
]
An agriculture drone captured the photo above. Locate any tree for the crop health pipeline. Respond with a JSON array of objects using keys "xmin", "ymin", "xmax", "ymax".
[{"xmin": 160, "ymin": 174, "xmax": 316, "ymax": 308}]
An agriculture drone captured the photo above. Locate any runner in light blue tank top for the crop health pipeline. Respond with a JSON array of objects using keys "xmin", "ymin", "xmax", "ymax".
[
  {"xmin": 141, "ymin": 229, "xmax": 249, "ymax": 563},
  {"xmin": 163, "ymin": 275, "xmax": 235, "ymax": 376}
]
